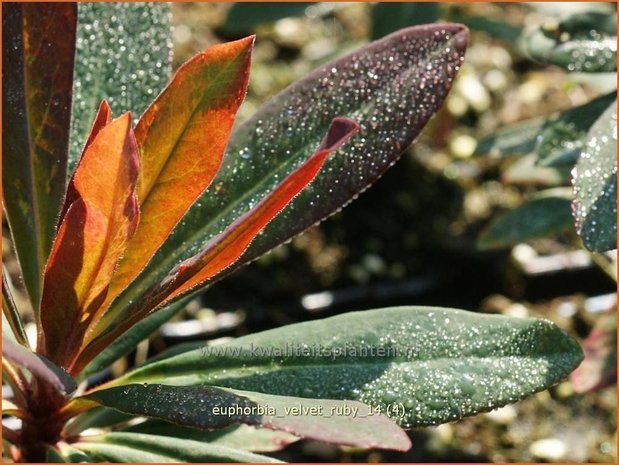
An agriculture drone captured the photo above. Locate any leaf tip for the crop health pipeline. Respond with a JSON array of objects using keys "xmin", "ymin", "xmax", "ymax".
[
  {"xmin": 451, "ymin": 24, "xmax": 469, "ymax": 53},
  {"xmin": 319, "ymin": 117, "xmax": 360, "ymax": 153}
]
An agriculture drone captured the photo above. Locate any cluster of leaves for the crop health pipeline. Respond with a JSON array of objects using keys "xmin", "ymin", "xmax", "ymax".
[
  {"xmin": 2, "ymin": 3, "xmax": 583, "ymax": 463},
  {"xmin": 475, "ymin": 4, "xmax": 617, "ymax": 253},
  {"xmin": 473, "ymin": 4, "xmax": 617, "ymax": 400}
]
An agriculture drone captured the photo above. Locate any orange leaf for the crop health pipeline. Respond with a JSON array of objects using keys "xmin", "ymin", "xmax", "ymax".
[
  {"xmin": 59, "ymin": 100, "xmax": 112, "ymax": 225},
  {"xmin": 91, "ymin": 36, "xmax": 254, "ymax": 329},
  {"xmin": 73, "ymin": 118, "xmax": 358, "ymax": 371},
  {"xmin": 38, "ymin": 113, "xmax": 139, "ymax": 367}
]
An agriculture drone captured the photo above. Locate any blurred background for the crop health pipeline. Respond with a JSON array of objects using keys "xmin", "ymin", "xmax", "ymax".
[{"xmin": 3, "ymin": 2, "xmax": 616, "ymax": 462}]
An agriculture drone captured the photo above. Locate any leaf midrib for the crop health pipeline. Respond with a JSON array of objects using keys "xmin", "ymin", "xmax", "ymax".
[{"xmin": 121, "ymin": 351, "xmax": 565, "ymax": 386}]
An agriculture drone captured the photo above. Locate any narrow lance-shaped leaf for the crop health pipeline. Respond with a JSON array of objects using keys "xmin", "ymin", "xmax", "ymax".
[
  {"xmin": 77, "ymin": 384, "xmax": 411, "ymax": 451},
  {"xmin": 474, "ymin": 92, "xmax": 616, "ymax": 164},
  {"xmin": 2, "ymin": 3, "xmax": 76, "ymax": 310},
  {"xmin": 523, "ymin": 10, "xmax": 617, "ymax": 73},
  {"xmin": 478, "ymin": 189, "xmax": 574, "ymax": 250},
  {"xmin": 78, "ymin": 300, "xmax": 187, "ymax": 381},
  {"xmin": 46, "ymin": 443, "xmax": 93, "ymax": 464},
  {"xmin": 73, "ymin": 432, "xmax": 282, "ymax": 463},
  {"xmin": 2, "ymin": 269, "xmax": 29, "ymax": 348},
  {"xmin": 122, "ymin": 422, "xmax": 299, "ymax": 453},
  {"xmin": 114, "ymin": 307, "xmax": 583, "ymax": 428},
  {"xmin": 88, "ymin": 36, "xmax": 254, "ymax": 335},
  {"xmin": 535, "ymin": 93, "xmax": 616, "ymax": 166},
  {"xmin": 371, "ymin": 2, "xmax": 440, "ymax": 40},
  {"xmin": 69, "ymin": 2, "xmax": 172, "ymax": 174},
  {"xmin": 572, "ymin": 100, "xmax": 617, "ymax": 252},
  {"xmin": 39, "ymin": 113, "xmax": 140, "ymax": 368},
  {"xmin": 3, "ymin": 338, "xmax": 76, "ymax": 396},
  {"xmin": 100, "ymin": 24, "xmax": 469, "ymax": 341},
  {"xmin": 76, "ymin": 118, "xmax": 359, "ymax": 372},
  {"xmin": 221, "ymin": 2, "xmax": 315, "ymax": 34}
]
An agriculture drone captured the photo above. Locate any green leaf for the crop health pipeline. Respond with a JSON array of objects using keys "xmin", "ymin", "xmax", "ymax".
[
  {"xmin": 74, "ymin": 432, "xmax": 281, "ymax": 463},
  {"xmin": 139, "ymin": 341, "xmax": 208, "ymax": 366},
  {"xmin": 572, "ymin": 100, "xmax": 617, "ymax": 252},
  {"xmin": 523, "ymin": 11, "xmax": 617, "ymax": 72},
  {"xmin": 478, "ymin": 189, "xmax": 574, "ymax": 249},
  {"xmin": 448, "ymin": 13, "xmax": 522, "ymax": 43},
  {"xmin": 113, "ymin": 306, "xmax": 583, "ymax": 428},
  {"xmin": 2, "ymin": 269, "xmax": 29, "ymax": 348},
  {"xmin": 122, "ymin": 422, "xmax": 299, "ymax": 453},
  {"xmin": 371, "ymin": 3, "xmax": 440, "ymax": 40},
  {"xmin": 221, "ymin": 2, "xmax": 315, "ymax": 34},
  {"xmin": 502, "ymin": 153, "xmax": 571, "ymax": 186},
  {"xmin": 475, "ymin": 117, "xmax": 545, "ymax": 158},
  {"xmin": 536, "ymin": 93, "xmax": 616, "ymax": 166},
  {"xmin": 475, "ymin": 92, "xmax": 616, "ymax": 165},
  {"xmin": 103, "ymin": 24, "xmax": 468, "ymax": 330},
  {"xmin": 81, "ymin": 385, "xmax": 411, "ymax": 451},
  {"xmin": 79, "ymin": 300, "xmax": 186, "ymax": 381},
  {"xmin": 46, "ymin": 444, "xmax": 93, "ymax": 463},
  {"xmin": 69, "ymin": 2, "xmax": 172, "ymax": 175},
  {"xmin": 63, "ymin": 407, "xmax": 135, "ymax": 437},
  {"xmin": 2, "ymin": 4, "xmax": 76, "ymax": 309}
]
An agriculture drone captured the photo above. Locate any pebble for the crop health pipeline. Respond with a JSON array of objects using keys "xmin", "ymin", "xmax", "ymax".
[{"xmin": 530, "ymin": 438, "xmax": 568, "ymax": 461}]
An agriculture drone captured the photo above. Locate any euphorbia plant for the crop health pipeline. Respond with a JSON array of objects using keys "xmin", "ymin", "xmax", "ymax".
[{"xmin": 3, "ymin": 4, "xmax": 583, "ymax": 463}]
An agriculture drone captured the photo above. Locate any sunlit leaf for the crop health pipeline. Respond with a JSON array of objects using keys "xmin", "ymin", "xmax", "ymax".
[
  {"xmin": 572, "ymin": 100, "xmax": 617, "ymax": 252},
  {"xmin": 536, "ymin": 93, "xmax": 616, "ymax": 166},
  {"xmin": 46, "ymin": 443, "xmax": 93, "ymax": 463},
  {"xmin": 502, "ymin": 153, "xmax": 571, "ymax": 186},
  {"xmin": 2, "ymin": 3, "xmax": 76, "ymax": 309},
  {"xmin": 2, "ymin": 269, "xmax": 29, "ymax": 348},
  {"xmin": 475, "ymin": 118, "xmax": 544, "ymax": 158},
  {"xmin": 78, "ymin": 300, "xmax": 187, "ymax": 381},
  {"xmin": 3, "ymin": 338, "xmax": 76, "ymax": 396},
  {"xmin": 77, "ymin": 118, "xmax": 359, "ymax": 371},
  {"xmin": 113, "ymin": 306, "xmax": 583, "ymax": 428},
  {"xmin": 74, "ymin": 432, "xmax": 281, "ymax": 463},
  {"xmin": 221, "ymin": 2, "xmax": 315, "ymax": 34},
  {"xmin": 475, "ymin": 93, "xmax": 615, "ymax": 166},
  {"xmin": 123, "ymin": 422, "xmax": 299, "ymax": 453},
  {"xmin": 63, "ymin": 407, "xmax": 135, "ymax": 437},
  {"xmin": 478, "ymin": 189, "xmax": 573, "ymax": 249},
  {"xmin": 39, "ymin": 114, "xmax": 139, "ymax": 368},
  {"xmin": 523, "ymin": 10, "xmax": 617, "ymax": 72},
  {"xmin": 69, "ymin": 2, "xmax": 172, "ymax": 174},
  {"xmin": 371, "ymin": 3, "xmax": 440, "ymax": 40},
  {"xmin": 98, "ymin": 24, "xmax": 468, "ymax": 353},
  {"xmin": 87, "ymin": 36, "xmax": 254, "ymax": 341},
  {"xmin": 447, "ymin": 13, "xmax": 521, "ymax": 43},
  {"xmin": 78, "ymin": 384, "xmax": 411, "ymax": 451}
]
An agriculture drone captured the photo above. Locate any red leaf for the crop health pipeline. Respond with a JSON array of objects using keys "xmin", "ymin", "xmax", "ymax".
[
  {"xmin": 59, "ymin": 100, "xmax": 112, "ymax": 224},
  {"xmin": 38, "ymin": 113, "xmax": 139, "ymax": 367}
]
